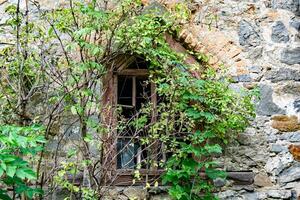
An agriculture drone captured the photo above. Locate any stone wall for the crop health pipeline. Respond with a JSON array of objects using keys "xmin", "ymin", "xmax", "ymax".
[
  {"xmin": 185, "ymin": 0, "xmax": 300, "ymax": 199},
  {"xmin": 1, "ymin": 0, "xmax": 300, "ymax": 199}
]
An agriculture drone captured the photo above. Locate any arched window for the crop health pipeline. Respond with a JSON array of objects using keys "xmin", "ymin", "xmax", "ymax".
[
  {"xmin": 115, "ymin": 57, "xmax": 154, "ymax": 170},
  {"xmin": 102, "ymin": 56, "xmax": 164, "ymax": 185}
]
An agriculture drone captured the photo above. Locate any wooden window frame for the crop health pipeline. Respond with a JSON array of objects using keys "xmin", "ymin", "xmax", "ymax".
[
  {"xmin": 101, "ymin": 56, "xmax": 256, "ymax": 186},
  {"xmin": 104, "ymin": 61, "xmax": 164, "ymax": 185}
]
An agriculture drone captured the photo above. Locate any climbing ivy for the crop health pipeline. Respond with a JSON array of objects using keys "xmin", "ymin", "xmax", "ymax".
[
  {"xmin": 0, "ymin": 0, "xmax": 256, "ymax": 199},
  {"xmin": 155, "ymin": 68, "xmax": 256, "ymax": 199}
]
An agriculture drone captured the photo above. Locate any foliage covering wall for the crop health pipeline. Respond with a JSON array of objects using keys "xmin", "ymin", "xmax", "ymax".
[{"xmin": 0, "ymin": 0, "xmax": 256, "ymax": 199}]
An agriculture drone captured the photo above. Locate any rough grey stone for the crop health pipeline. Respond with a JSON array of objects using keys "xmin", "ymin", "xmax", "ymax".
[
  {"xmin": 232, "ymin": 74, "xmax": 252, "ymax": 82},
  {"xmin": 292, "ymin": 190, "xmax": 300, "ymax": 199},
  {"xmin": 267, "ymin": 133, "xmax": 277, "ymax": 143},
  {"xmin": 296, "ymin": 33, "xmax": 300, "ymax": 42},
  {"xmin": 237, "ymin": 133, "xmax": 252, "ymax": 145},
  {"xmin": 245, "ymin": 127, "xmax": 257, "ymax": 135},
  {"xmin": 289, "ymin": 132, "xmax": 300, "ymax": 141},
  {"xmin": 256, "ymin": 84, "xmax": 286, "ymax": 116},
  {"xmin": 239, "ymin": 20, "xmax": 261, "ymax": 47},
  {"xmin": 214, "ymin": 178, "xmax": 226, "ymax": 187},
  {"xmin": 272, "ymin": 0, "xmax": 300, "ymax": 16},
  {"xmin": 279, "ymin": 165, "xmax": 300, "ymax": 183},
  {"xmin": 250, "ymin": 73, "xmax": 261, "ymax": 81},
  {"xmin": 290, "ymin": 19, "xmax": 300, "ymax": 31},
  {"xmin": 254, "ymin": 173, "xmax": 273, "ymax": 187},
  {"xmin": 271, "ymin": 21, "xmax": 290, "ymax": 43},
  {"xmin": 267, "ymin": 190, "xmax": 292, "ymax": 199},
  {"xmin": 123, "ymin": 187, "xmax": 147, "ymax": 200},
  {"xmin": 63, "ymin": 124, "xmax": 82, "ymax": 140},
  {"xmin": 265, "ymin": 68, "xmax": 300, "ymax": 82},
  {"xmin": 150, "ymin": 195, "xmax": 171, "ymax": 200},
  {"xmin": 280, "ymin": 47, "xmax": 300, "ymax": 65},
  {"xmin": 117, "ymin": 195, "xmax": 128, "ymax": 200},
  {"xmin": 270, "ymin": 144, "xmax": 288, "ymax": 153},
  {"xmin": 227, "ymin": 172, "xmax": 254, "ymax": 184},
  {"xmin": 231, "ymin": 185, "xmax": 254, "ymax": 192},
  {"xmin": 242, "ymin": 192, "xmax": 260, "ymax": 200},
  {"xmin": 229, "ymin": 84, "xmax": 244, "ymax": 94},
  {"xmin": 280, "ymin": 82, "xmax": 300, "ymax": 96},
  {"xmin": 253, "ymin": 192, "xmax": 268, "ymax": 199},
  {"xmin": 45, "ymin": 140, "xmax": 59, "ymax": 152},
  {"xmin": 218, "ymin": 190, "xmax": 238, "ymax": 199},
  {"xmin": 279, "ymin": 132, "xmax": 300, "ymax": 142},
  {"xmin": 283, "ymin": 181, "xmax": 300, "ymax": 189},
  {"xmin": 294, "ymin": 99, "xmax": 300, "ymax": 112},
  {"xmin": 240, "ymin": 185, "xmax": 255, "ymax": 192},
  {"xmin": 148, "ymin": 187, "xmax": 168, "ymax": 194},
  {"xmin": 265, "ymin": 153, "xmax": 293, "ymax": 175},
  {"xmin": 248, "ymin": 65, "xmax": 263, "ymax": 73},
  {"xmin": 255, "ymin": 116, "xmax": 271, "ymax": 127},
  {"xmin": 247, "ymin": 46, "xmax": 263, "ymax": 59},
  {"xmin": 241, "ymin": 146, "xmax": 268, "ymax": 165}
]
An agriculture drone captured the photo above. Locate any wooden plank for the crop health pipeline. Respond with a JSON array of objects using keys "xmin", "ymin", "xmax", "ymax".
[
  {"xmin": 151, "ymin": 83, "xmax": 157, "ymax": 122},
  {"xmin": 111, "ymin": 170, "xmax": 254, "ymax": 186},
  {"xmin": 36, "ymin": 165, "xmax": 254, "ymax": 186},
  {"xmin": 115, "ymin": 169, "xmax": 165, "ymax": 175},
  {"xmin": 132, "ymin": 76, "xmax": 136, "ymax": 107},
  {"xmin": 115, "ymin": 55, "xmax": 136, "ymax": 71},
  {"xmin": 113, "ymin": 75, "xmax": 118, "ymax": 107},
  {"xmin": 116, "ymin": 69, "xmax": 149, "ymax": 76},
  {"xmin": 112, "ymin": 174, "xmax": 161, "ymax": 186}
]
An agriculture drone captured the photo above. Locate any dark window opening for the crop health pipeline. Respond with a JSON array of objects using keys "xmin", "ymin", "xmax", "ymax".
[
  {"xmin": 116, "ymin": 58, "xmax": 152, "ymax": 170},
  {"xmin": 115, "ymin": 57, "xmax": 172, "ymax": 172},
  {"xmin": 127, "ymin": 57, "xmax": 149, "ymax": 69}
]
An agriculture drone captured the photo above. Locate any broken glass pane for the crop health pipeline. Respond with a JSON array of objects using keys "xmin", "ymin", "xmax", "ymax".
[{"xmin": 117, "ymin": 138, "xmax": 139, "ymax": 169}]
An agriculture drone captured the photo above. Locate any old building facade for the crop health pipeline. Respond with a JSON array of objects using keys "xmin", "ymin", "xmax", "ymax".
[{"xmin": 1, "ymin": 0, "xmax": 300, "ymax": 199}]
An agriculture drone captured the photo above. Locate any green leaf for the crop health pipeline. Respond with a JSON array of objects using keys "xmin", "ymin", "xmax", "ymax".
[
  {"xmin": 205, "ymin": 168, "xmax": 227, "ymax": 180},
  {"xmin": 204, "ymin": 144, "xmax": 222, "ymax": 154},
  {"xmin": 3, "ymin": 156, "xmax": 16, "ymax": 163},
  {"xmin": 0, "ymin": 190, "xmax": 11, "ymax": 200},
  {"xmin": 70, "ymin": 106, "xmax": 77, "ymax": 115},
  {"xmin": 186, "ymin": 108, "xmax": 215, "ymax": 122},
  {"xmin": 0, "ymin": 168, "xmax": 4, "ymax": 177},
  {"xmin": 16, "ymin": 169, "xmax": 26, "ymax": 179},
  {"xmin": 0, "ymin": 161, "xmax": 7, "ymax": 171},
  {"xmin": 22, "ymin": 168, "xmax": 36, "ymax": 180},
  {"xmin": 6, "ymin": 166, "xmax": 16, "ymax": 177}
]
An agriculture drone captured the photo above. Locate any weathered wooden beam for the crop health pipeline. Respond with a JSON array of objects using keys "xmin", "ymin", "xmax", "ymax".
[
  {"xmin": 115, "ymin": 69, "xmax": 149, "ymax": 76},
  {"xmin": 111, "ymin": 170, "xmax": 254, "ymax": 186}
]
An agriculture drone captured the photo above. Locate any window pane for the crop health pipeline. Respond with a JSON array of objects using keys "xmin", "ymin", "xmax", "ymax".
[
  {"xmin": 136, "ymin": 77, "xmax": 151, "ymax": 110},
  {"xmin": 117, "ymin": 138, "xmax": 139, "ymax": 169},
  {"xmin": 118, "ymin": 76, "xmax": 134, "ymax": 118},
  {"xmin": 116, "ymin": 68, "xmax": 153, "ymax": 170},
  {"xmin": 118, "ymin": 76, "xmax": 132, "ymax": 104}
]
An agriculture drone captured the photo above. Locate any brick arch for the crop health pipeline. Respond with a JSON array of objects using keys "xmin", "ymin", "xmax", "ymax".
[
  {"xmin": 142, "ymin": 0, "xmax": 250, "ymax": 77},
  {"xmin": 179, "ymin": 26, "xmax": 248, "ymax": 75}
]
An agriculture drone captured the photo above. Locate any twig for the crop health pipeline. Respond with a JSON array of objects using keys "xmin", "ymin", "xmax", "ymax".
[
  {"xmin": 0, "ymin": 0, "xmax": 8, "ymax": 6},
  {"xmin": 0, "ymin": 42, "xmax": 14, "ymax": 45}
]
